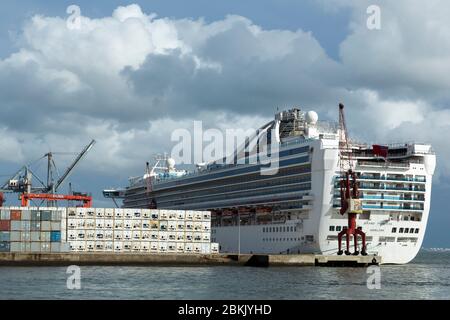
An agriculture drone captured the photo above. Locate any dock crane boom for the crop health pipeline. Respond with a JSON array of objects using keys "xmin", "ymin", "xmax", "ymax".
[{"xmin": 46, "ymin": 139, "xmax": 96, "ymax": 193}]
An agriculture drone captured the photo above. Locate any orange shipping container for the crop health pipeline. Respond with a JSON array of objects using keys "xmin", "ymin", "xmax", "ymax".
[{"xmin": 10, "ymin": 210, "xmax": 21, "ymax": 221}]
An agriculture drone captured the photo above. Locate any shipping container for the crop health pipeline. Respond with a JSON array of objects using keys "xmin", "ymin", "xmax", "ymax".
[
  {"xmin": 68, "ymin": 220, "xmax": 77, "ymax": 229},
  {"xmin": 123, "ymin": 242, "xmax": 132, "ymax": 251},
  {"xmin": 30, "ymin": 221, "xmax": 41, "ymax": 231},
  {"xmin": 86, "ymin": 241, "xmax": 95, "ymax": 252},
  {"xmin": 0, "ymin": 209, "xmax": 10, "ymax": 220},
  {"xmin": 50, "ymin": 243, "xmax": 61, "ymax": 252},
  {"xmin": 21, "ymin": 210, "xmax": 31, "ymax": 220},
  {"xmin": 141, "ymin": 242, "xmax": 150, "ymax": 252},
  {"xmin": 203, "ymin": 233, "xmax": 211, "ymax": 242},
  {"xmin": 41, "ymin": 221, "xmax": 51, "ymax": 231},
  {"xmin": 132, "ymin": 242, "xmax": 141, "ymax": 251},
  {"xmin": 168, "ymin": 242, "xmax": 177, "ymax": 252},
  {"xmin": 95, "ymin": 208, "xmax": 105, "ymax": 217},
  {"xmin": 21, "ymin": 221, "xmax": 31, "ymax": 231},
  {"xmin": 96, "ymin": 231, "xmax": 104, "ymax": 240},
  {"xmin": 68, "ymin": 230, "xmax": 77, "ymax": 241},
  {"xmin": 114, "ymin": 231, "xmax": 123, "ymax": 240},
  {"xmin": 160, "ymin": 211, "xmax": 168, "ymax": 220},
  {"xmin": 202, "ymin": 212, "xmax": 211, "ymax": 221},
  {"xmin": 177, "ymin": 222, "xmax": 185, "ymax": 231},
  {"xmin": 41, "ymin": 232, "xmax": 51, "ymax": 242},
  {"xmin": 185, "ymin": 211, "xmax": 194, "ymax": 220},
  {"xmin": 124, "ymin": 209, "xmax": 133, "ymax": 219},
  {"xmin": 185, "ymin": 222, "xmax": 193, "ymax": 231},
  {"xmin": 177, "ymin": 243, "xmax": 185, "ymax": 253},
  {"xmin": 194, "ymin": 243, "xmax": 202, "ymax": 254},
  {"xmin": 159, "ymin": 221, "xmax": 168, "ymax": 231},
  {"xmin": 194, "ymin": 232, "xmax": 202, "ymax": 242},
  {"xmin": 76, "ymin": 230, "xmax": 86, "ymax": 240},
  {"xmin": 95, "ymin": 241, "xmax": 104, "ymax": 251},
  {"xmin": 211, "ymin": 243, "xmax": 219, "ymax": 254},
  {"xmin": 132, "ymin": 210, "xmax": 141, "ymax": 219},
  {"xmin": 201, "ymin": 243, "xmax": 211, "ymax": 254},
  {"xmin": 132, "ymin": 220, "xmax": 142, "ymax": 229},
  {"xmin": 114, "ymin": 242, "xmax": 123, "ymax": 252},
  {"xmin": 124, "ymin": 220, "xmax": 132, "ymax": 230},
  {"xmin": 60, "ymin": 242, "xmax": 70, "ymax": 253},
  {"xmin": 168, "ymin": 232, "xmax": 176, "ymax": 241},
  {"xmin": 31, "ymin": 210, "xmax": 40, "ymax": 221},
  {"xmin": 76, "ymin": 241, "xmax": 86, "ymax": 251},
  {"xmin": 10, "ymin": 210, "xmax": 21, "ymax": 221},
  {"xmin": 184, "ymin": 243, "xmax": 193, "ymax": 253},
  {"xmin": 168, "ymin": 211, "xmax": 177, "ymax": 220},
  {"xmin": 115, "ymin": 209, "xmax": 124, "ymax": 218},
  {"xmin": 86, "ymin": 209, "xmax": 95, "ymax": 217},
  {"xmin": 142, "ymin": 231, "xmax": 151, "ymax": 240},
  {"xmin": 10, "ymin": 231, "xmax": 20, "ymax": 242},
  {"xmin": 185, "ymin": 233, "xmax": 193, "ymax": 242},
  {"xmin": 168, "ymin": 221, "xmax": 177, "ymax": 231},
  {"xmin": 194, "ymin": 212, "xmax": 203, "ymax": 221},
  {"xmin": 142, "ymin": 210, "xmax": 151, "ymax": 218},
  {"xmin": 30, "ymin": 242, "xmax": 41, "ymax": 252},
  {"xmin": 0, "ymin": 220, "xmax": 11, "ymax": 231},
  {"xmin": 105, "ymin": 242, "xmax": 114, "ymax": 252},
  {"xmin": 132, "ymin": 231, "xmax": 141, "ymax": 240},
  {"xmin": 150, "ymin": 242, "xmax": 158, "ymax": 252},
  {"xmin": 176, "ymin": 232, "xmax": 185, "ymax": 242},
  {"xmin": 21, "ymin": 232, "xmax": 31, "ymax": 242},
  {"xmin": 0, "ymin": 242, "xmax": 10, "ymax": 252},
  {"xmin": 104, "ymin": 230, "xmax": 113, "ymax": 240},
  {"xmin": 30, "ymin": 231, "xmax": 41, "ymax": 242},
  {"xmin": 123, "ymin": 230, "xmax": 132, "ymax": 240},
  {"xmin": 105, "ymin": 208, "xmax": 114, "ymax": 217},
  {"xmin": 40, "ymin": 210, "xmax": 52, "ymax": 221},
  {"xmin": 150, "ymin": 221, "xmax": 159, "ymax": 230},
  {"xmin": 96, "ymin": 219, "xmax": 104, "ymax": 229},
  {"xmin": 86, "ymin": 230, "xmax": 95, "ymax": 240},
  {"xmin": 51, "ymin": 231, "xmax": 61, "ymax": 242},
  {"xmin": 142, "ymin": 222, "xmax": 150, "ymax": 229},
  {"xmin": 105, "ymin": 219, "xmax": 114, "ymax": 229},
  {"xmin": 40, "ymin": 242, "xmax": 51, "ymax": 252},
  {"xmin": 11, "ymin": 223, "xmax": 22, "ymax": 234},
  {"xmin": 194, "ymin": 222, "xmax": 203, "ymax": 231},
  {"xmin": 67, "ymin": 208, "xmax": 77, "ymax": 217},
  {"xmin": 159, "ymin": 231, "xmax": 168, "ymax": 241},
  {"xmin": 85, "ymin": 218, "xmax": 95, "ymax": 229},
  {"xmin": 51, "ymin": 210, "xmax": 62, "ymax": 221},
  {"xmin": 150, "ymin": 210, "xmax": 159, "ymax": 220},
  {"xmin": 51, "ymin": 222, "xmax": 61, "ymax": 231},
  {"xmin": 76, "ymin": 220, "xmax": 86, "ymax": 228},
  {"xmin": 176, "ymin": 211, "xmax": 185, "ymax": 220},
  {"xmin": 114, "ymin": 220, "xmax": 123, "ymax": 229},
  {"xmin": 159, "ymin": 242, "xmax": 167, "ymax": 253},
  {"xmin": 10, "ymin": 242, "xmax": 22, "ymax": 252},
  {"xmin": 202, "ymin": 221, "xmax": 211, "ymax": 232},
  {"xmin": 0, "ymin": 231, "xmax": 10, "ymax": 242},
  {"xmin": 150, "ymin": 232, "xmax": 158, "ymax": 240},
  {"xmin": 77, "ymin": 208, "xmax": 86, "ymax": 217}
]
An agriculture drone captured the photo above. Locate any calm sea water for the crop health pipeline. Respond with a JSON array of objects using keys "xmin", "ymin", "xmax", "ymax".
[{"xmin": 0, "ymin": 250, "xmax": 449, "ymax": 300}]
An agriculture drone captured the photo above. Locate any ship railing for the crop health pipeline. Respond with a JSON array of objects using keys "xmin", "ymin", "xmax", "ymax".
[{"xmin": 358, "ymin": 175, "xmax": 426, "ymax": 182}]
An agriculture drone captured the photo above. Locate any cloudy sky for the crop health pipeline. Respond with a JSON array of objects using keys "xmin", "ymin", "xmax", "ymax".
[{"xmin": 0, "ymin": 0, "xmax": 449, "ymax": 247}]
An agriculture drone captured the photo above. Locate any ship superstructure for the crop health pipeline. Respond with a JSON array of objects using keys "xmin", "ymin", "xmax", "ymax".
[{"xmin": 104, "ymin": 107, "xmax": 436, "ymax": 264}]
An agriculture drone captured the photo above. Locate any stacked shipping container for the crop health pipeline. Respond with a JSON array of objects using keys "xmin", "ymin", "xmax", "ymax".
[
  {"xmin": 0, "ymin": 207, "xmax": 69, "ymax": 253},
  {"xmin": 0, "ymin": 207, "xmax": 219, "ymax": 255}
]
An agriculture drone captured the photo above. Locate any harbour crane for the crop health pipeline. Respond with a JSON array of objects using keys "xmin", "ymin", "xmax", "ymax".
[
  {"xmin": 336, "ymin": 104, "xmax": 367, "ymax": 256},
  {"xmin": 0, "ymin": 140, "xmax": 96, "ymax": 207}
]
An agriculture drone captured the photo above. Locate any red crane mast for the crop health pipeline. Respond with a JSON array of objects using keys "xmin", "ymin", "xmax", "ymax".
[{"xmin": 337, "ymin": 103, "xmax": 367, "ymax": 256}]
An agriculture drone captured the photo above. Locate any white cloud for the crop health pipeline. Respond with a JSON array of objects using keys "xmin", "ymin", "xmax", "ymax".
[{"xmin": 0, "ymin": 2, "xmax": 449, "ymax": 184}]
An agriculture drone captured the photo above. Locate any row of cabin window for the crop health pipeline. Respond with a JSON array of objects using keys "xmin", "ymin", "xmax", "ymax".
[
  {"xmin": 262, "ymin": 238, "xmax": 301, "ymax": 242},
  {"xmin": 262, "ymin": 226, "xmax": 297, "ymax": 233},
  {"xmin": 392, "ymin": 227, "xmax": 419, "ymax": 234}
]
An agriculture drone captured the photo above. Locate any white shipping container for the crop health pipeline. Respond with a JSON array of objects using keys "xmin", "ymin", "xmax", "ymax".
[
  {"xmin": 114, "ymin": 231, "xmax": 123, "ymax": 240},
  {"xmin": 168, "ymin": 211, "xmax": 177, "ymax": 220},
  {"xmin": 77, "ymin": 208, "xmax": 86, "ymax": 217},
  {"xmin": 41, "ymin": 232, "xmax": 51, "ymax": 242},
  {"xmin": 177, "ymin": 222, "xmax": 185, "ymax": 231},
  {"xmin": 159, "ymin": 242, "xmax": 167, "ymax": 253},
  {"xmin": 115, "ymin": 208, "xmax": 124, "ymax": 218},
  {"xmin": 30, "ymin": 231, "xmax": 40, "ymax": 242},
  {"xmin": 168, "ymin": 221, "xmax": 177, "ymax": 231},
  {"xmin": 202, "ymin": 212, "xmax": 211, "ymax": 221},
  {"xmin": 60, "ymin": 242, "xmax": 71, "ymax": 253},
  {"xmin": 132, "ymin": 209, "xmax": 142, "ymax": 219},
  {"xmin": 168, "ymin": 232, "xmax": 176, "ymax": 241},
  {"xmin": 21, "ymin": 210, "xmax": 31, "ymax": 220},
  {"xmin": 51, "ymin": 222, "xmax": 61, "ymax": 231},
  {"xmin": 185, "ymin": 243, "xmax": 193, "ymax": 253},
  {"xmin": 160, "ymin": 221, "xmax": 168, "ymax": 231},
  {"xmin": 31, "ymin": 242, "xmax": 41, "ymax": 252},
  {"xmin": 150, "ymin": 231, "xmax": 158, "ymax": 241},
  {"xmin": 86, "ymin": 230, "xmax": 96, "ymax": 240},
  {"xmin": 86, "ymin": 241, "xmax": 95, "ymax": 252},
  {"xmin": 86, "ymin": 209, "xmax": 95, "ymax": 217},
  {"xmin": 67, "ymin": 220, "xmax": 77, "ymax": 229},
  {"xmin": 50, "ymin": 243, "xmax": 61, "ymax": 252},
  {"xmin": 124, "ymin": 220, "xmax": 132, "ymax": 230},
  {"xmin": 194, "ymin": 222, "xmax": 203, "ymax": 231},
  {"xmin": 132, "ymin": 231, "xmax": 141, "ymax": 240},
  {"xmin": 142, "ymin": 209, "xmax": 151, "ymax": 218},
  {"xmin": 176, "ymin": 211, "xmax": 185, "ymax": 220},
  {"xmin": 123, "ymin": 231, "xmax": 132, "ymax": 241},
  {"xmin": 202, "ymin": 221, "xmax": 211, "ymax": 232},
  {"xmin": 132, "ymin": 242, "xmax": 141, "ymax": 251},
  {"xmin": 211, "ymin": 243, "xmax": 219, "ymax": 253},
  {"xmin": 185, "ymin": 232, "xmax": 193, "ymax": 242},
  {"xmin": 132, "ymin": 220, "xmax": 142, "ymax": 229},
  {"xmin": 41, "ymin": 221, "xmax": 51, "ymax": 231},
  {"xmin": 104, "ymin": 230, "xmax": 113, "ymax": 240},
  {"xmin": 67, "ymin": 208, "xmax": 77, "ymax": 217},
  {"xmin": 0, "ymin": 209, "xmax": 10, "ymax": 220},
  {"xmin": 123, "ymin": 242, "xmax": 132, "ymax": 251},
  {"xmin": 96, "ymin": 230, "xmax": 104, "ymax": 240},
  {"xmin": 185, "ymin": 222, "xmax": 194, "ymax": 231},
  {"xmin": 201, "ymin": 243, "xmax": 211, "ymax": 254},
  {"xmin": 194, "ymin": 212, "xmax": 203, "ymax": 221},
  {"xmin": 95, "ymin": 241, "xmax": 105, "ymax": 251},
  {"xmin": 96, "ymin": 219, "xmax": 104, "ymax": 229},
  {"xmin": 76, "ymin": 230, "xmax": 86, "ymax": 240},
  {"xmin": 85, "ymin": 218, "xmax": 95, "ymax": 229},
  {"xmin": 10, "ymin": 231, "xmax": 21, "ymax": 242},
  {"xmin": 203, "ymin": 233, "xmax": 211, "ymax": 242},
  {"xmin": 105, "ymin": 208, "xmax": 114, "ymax": 217},
  {"xmin": 176, "ymin": 232, "xmax": 185, "ymax": 242},
  {"xmin": 177, "ymin": 243, "xmax": 185, "ymax": 253},
  {"xmin": 141, "ymin": 241, "xmax": 150, "ymax": 251},
  {"xmin": 75, "ymin": 241, "xmax": 85, "ymax": 251},
  {"xmin": 159, "ymin": 231, "xmax": 168, "ymax": 241},
  {"xmin": 150, "ymin": 210, "xmax": 159, "ymax": 220},
  {"xmin": 114, "ymin": 242, "xmax": 123, "ymax": 252},
  {"xmin": 168, "ymin": 242, "xmax": 176, "ymax": 252},
  {"xmin": 194, "ymin": 232, "xmax": 202, "ymax": 242},
  {"xmin": 142, "ymin": 221, "xmax": 150, "ymax": 230},
  {"xmin": 51, "ymin": 210, "xmax": 62, "ymax": 221},
  {"xmin": 114, "ymin": 220, "xmax": 123, "ymax": 230},
  {"xmin": 68, "ymin": 230, "xmax": 77, "ymax": 240},
  {"xmin": 105, "ymin": 219, "xmax": 114, "ymax": 229},
  {"xmin": 160, "ymin": 210, "xmax": 168, "ymax": 220},
  {"xmin": 10, "ymin": 242, "xmax": 22, "ymax": 252},
  {"xmin": 150, "ymin": 242, "xmax": 158, "ymax": 252},
  {"xmin": 11, "ymin": 221, "xmax": 22, "ymax": 231},
  {"xmin": 105, "ymin": 242, "xmax": 114, "ymax": 252},
  {"xmin": 194, "ymin": 243, "xmax": 202, "ymax": 254},
  {"xmin": 21, "ymin": 232, "xmax": 31, "ymax": 242},
  {"xmin": 185, "ymin": 211, "xmax": 194, "ymax": 220},
  {"xmin": 142, "ymin": 231, "xmax": 151, "ymax": 240},
  {"xmin": 124, "ymin": 209, "xmax": 133, "ymax": 219},
  {"xmin": 95, "ymin": 208, "xmax": 105, "ymax": 217}
]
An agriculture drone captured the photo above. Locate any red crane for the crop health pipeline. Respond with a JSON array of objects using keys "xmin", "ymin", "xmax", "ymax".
[
  {"xmin": 20, "ymin": 193, "xmax": 92, "ymax": 208},
  {"xmin": 337, "ymin": 103, "xmax": 367, "ymax": 256}
]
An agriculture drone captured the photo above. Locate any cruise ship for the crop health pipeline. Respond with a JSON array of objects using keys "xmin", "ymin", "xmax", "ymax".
[{"xmin": 104, "ymin": 106, "xmax": 436, "ymax": 264}]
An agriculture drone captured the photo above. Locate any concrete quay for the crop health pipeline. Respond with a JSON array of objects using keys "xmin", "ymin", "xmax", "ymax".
[{"xmin": 0, "ymin": 252, "xmax": 381, "ymax": 267}]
